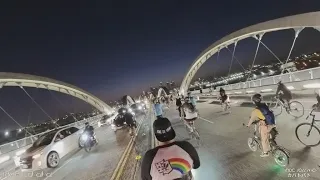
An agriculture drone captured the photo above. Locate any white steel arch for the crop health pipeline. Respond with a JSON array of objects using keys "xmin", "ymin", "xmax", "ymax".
[
  {"xmin": 0, "ymin": 72, "xmax": 113, "ymax": 114},
  {"xmin": 157, "ymin": 87, "xmax": 168, "ymax": 98},
  {"xmin": 122, "ymin": 95, "xmax": 135, "ymax": 105},
  {"xmin": 180, "ymin": 11, "xmax": 320, "ymax": 95}
]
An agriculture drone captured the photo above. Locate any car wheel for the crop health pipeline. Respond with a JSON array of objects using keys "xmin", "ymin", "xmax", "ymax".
[{"xmin": 47, "ymin": 151, "xmax": 60, "ymax": 168}]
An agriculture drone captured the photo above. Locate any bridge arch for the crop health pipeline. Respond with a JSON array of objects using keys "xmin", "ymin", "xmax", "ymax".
[
  {"xmin": 0, "ymin": 72, "xmax": 113, "ymax": 114},
  {"xmin": 121, "ymin": 95, "xmax": 135, "ymax": 105},
  {"xmin": 157, "ymin": 87, "xmax": 168, "ymax": 98},
  {"xmin": 180, "ymin": 11, "xmax": 320, "ymax": 95}
]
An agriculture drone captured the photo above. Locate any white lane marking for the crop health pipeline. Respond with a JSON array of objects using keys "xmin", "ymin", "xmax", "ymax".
[
  {"xmin": 43, "ymin": 158, "xmax": 74, "ymax": 180},
  {"xmin": 199, "ymin": 117, "xmax": 214, "ymax": 124}
]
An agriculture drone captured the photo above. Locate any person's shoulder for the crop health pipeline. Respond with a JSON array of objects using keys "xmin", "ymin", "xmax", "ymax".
[
  {"xmin": 175, "ymin": 141, "xmax": 194, "ymax": 148},
  {"xmin": 144, "ymin": 147, "xmax": 159, "ymax": 159}
]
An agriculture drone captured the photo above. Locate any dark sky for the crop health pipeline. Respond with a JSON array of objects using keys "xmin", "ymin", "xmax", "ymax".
[{"xmin": 0, "ymin": 0, "xmax": 320, "ymax": 130}]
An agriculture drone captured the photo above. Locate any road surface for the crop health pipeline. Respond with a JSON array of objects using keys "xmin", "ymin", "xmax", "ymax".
[
  {"xmin": 0, "ymin": 114, "xmax": 149, "ymax": 180},
  {"xmin": 161, "ymin": 100, "xmax": 320, "ymax": 180}
]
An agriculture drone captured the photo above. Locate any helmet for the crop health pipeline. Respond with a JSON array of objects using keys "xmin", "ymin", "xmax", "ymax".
[{"xmin": 252, "ymin": 94, "xmax": 262, "ymax": 104}]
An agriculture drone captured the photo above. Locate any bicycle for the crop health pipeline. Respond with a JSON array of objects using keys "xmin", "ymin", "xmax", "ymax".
[
  {"xmin": 243, "ymin": 121, "xmax": 290, "ymax": 167},
  {"xmin": 295, "ymin": 108, "xmax": 320, "ymax": 147},
  {"xmin": 184, "ymin": 119, "xmax": 201, "ymax": 147},
  {"xmin": 267, "ymin": 95, "xmax": 304, "ymax": 118}
]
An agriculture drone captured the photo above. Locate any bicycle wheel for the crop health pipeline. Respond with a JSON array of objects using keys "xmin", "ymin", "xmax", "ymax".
[
  {"xmin": 247, "ymin": 137, "xmax": 258, "ymax": 152},
  {"xmin": 193, "ymin": 129, "xmax": 201, "ymax": 147},
  {"xmin": 288, "ymin": 101, "xmax": 304, "ymax": 118},
  {"xmin": 273, "ymin": 148, "xmax": 289, "ymax": 167},
  {"xmin": 295, "ymin": 123, "xmax": 320, "ymax": 147},
  {"xmin": 268, "ymin": 100, "xmax": 282, "ymax": 116}
]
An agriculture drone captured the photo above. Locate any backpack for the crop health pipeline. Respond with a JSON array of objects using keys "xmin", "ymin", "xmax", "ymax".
[{"xmin": 257, "ymin": 104, "xmax": 276, "ymax": 125}]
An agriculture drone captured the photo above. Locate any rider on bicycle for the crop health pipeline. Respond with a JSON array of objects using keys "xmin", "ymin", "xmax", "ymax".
[
  {"xmin": 124, "ymin": 111, "xmax": 136, "ymax": 136},
  {"xmin": 247, "ymin": 94, "xmax": 277, "ymax": 157},
  {"xmin": 182, "ymin": 98, "xmax": 198, "ymax": 132},
  {"xmin": 276, "ymin": 81, "xmax": 292, "ymax": 106},
  {"xmin": 153, "ymin": 98, "xmax": 163, "ymax": 119},
  {"xmin": 187, "ymin": 92, "xmax": 196, "ymax": 108},
  {"xmin": 218, "ymin": 88, "xmax": 230, "ymax": 111},
  {"xmin": 141, "ymin": 117, "xmax": 200, "ymax": 180},
  {"xmin": 84, "ymin": 122, "xmax": 96, "ymax": 143}
]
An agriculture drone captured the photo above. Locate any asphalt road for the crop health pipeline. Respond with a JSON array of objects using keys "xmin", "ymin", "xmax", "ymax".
[
  {"xmin": 0, "ymin": 114, "xmax": 149, "ymax": 180},
  {"xmin": 162, "ymin": 100, "xmax": 320, "ymax": 180},
  {"xmin": 2, "ymin": 99, "xmax": 320, "ymax": 180}
]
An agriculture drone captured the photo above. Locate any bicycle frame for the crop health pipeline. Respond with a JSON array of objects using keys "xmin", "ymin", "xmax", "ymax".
[{"xmin": 306, "ymin": 109, "xmax": 320, "ymax": 127}]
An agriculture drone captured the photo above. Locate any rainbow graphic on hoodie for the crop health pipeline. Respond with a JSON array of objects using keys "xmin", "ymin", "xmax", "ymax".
[{"xmin": 168, "ymin": 158, "xmax": 191, "ymax": 174}]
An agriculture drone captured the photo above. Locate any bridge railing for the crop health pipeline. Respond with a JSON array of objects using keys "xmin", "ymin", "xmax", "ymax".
[
  {"xmin": 0, "ymin": 114, "xmax": 106, "ymax": 155},
  {"xmin": 217, "ymin": 67, "xmax": 320, "ymax": 91},
  {"xmin": 191, "ymin": 67, "xmax": 320, "ymax": 95}
]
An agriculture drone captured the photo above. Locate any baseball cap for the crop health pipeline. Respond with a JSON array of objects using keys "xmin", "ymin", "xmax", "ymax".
[{"xmin": 153, "ymin": 117, "xmax": 176, "ymax": 142}]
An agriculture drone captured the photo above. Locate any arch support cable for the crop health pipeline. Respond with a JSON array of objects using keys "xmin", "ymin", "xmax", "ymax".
[
  {"xmin": 227, "ymin": 41, "xmax": 238, "ymax": 77},
  {"xmin": 47, "ymin": 88, "xmax": 80, "ymax": 123},
  {"xmin": 246, "ymin": 33, "xmax": 264, "ymax": 82},
  {"xmin": 281, "ymin": 27, "xmax": 304, "ymax": 74},
  {"xmin": 225, "ymin": 46, "xmax": 246, "ymax": 71},
  {"xmin": 20, "ymin": 86, "xmax": 54, "ymax": 121}
]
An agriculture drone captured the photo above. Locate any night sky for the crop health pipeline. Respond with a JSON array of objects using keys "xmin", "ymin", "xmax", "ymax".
[{"xmin": 0, "ymin": 0, "xmax": 320, "ymax": 130}]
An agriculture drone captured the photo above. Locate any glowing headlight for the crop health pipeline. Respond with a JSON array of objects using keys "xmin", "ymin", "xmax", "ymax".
[
  {"xmin": 122, "ymin": 110, "xmax": 126, "ymax": 113},
  {"xmin": 81, "ymin": 134, "xmax": 89, "ymax": 141},
  {"xmin": 32, "ymin": 153, "xmax": 42, "ymax": 159},
  {"xmin": 138, "ymin": 106, "xmax": 142, "ymax": 110}
]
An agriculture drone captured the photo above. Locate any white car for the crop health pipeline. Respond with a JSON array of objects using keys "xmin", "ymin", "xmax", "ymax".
[{"xmin": 16, "ymin": 126, "xmax": 81, "ymax": 171}]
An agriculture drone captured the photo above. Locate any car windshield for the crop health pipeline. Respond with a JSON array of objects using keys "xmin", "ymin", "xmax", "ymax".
[{"xmin": 32, "ymin": 131, "xmax": 57, "ymax": 147}]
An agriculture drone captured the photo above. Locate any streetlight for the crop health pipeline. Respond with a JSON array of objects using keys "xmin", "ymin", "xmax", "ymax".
[
  {"xmin": 4, "ymin": 131, "xmax": 9, "ymax": 137},
  {"xmin": 18, "ymin": 129, "xmax": 22, "ymax": 133}
]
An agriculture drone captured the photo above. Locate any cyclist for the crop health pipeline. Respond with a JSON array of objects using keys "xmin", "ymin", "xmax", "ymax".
[
  {"xmin": 276, "ymin": 81, "xmax": 292, "ymax": 106},
  {"xmin": 84, "ymin": 122, "xmax": 97, "ymax": 143},
  {"xmin": 182, "ymin": 98, "xmax": 198, "ymax": 133},
  {"xmin": 176, "ymin": 96, "xmax": 183, "ymax": 119},
  {"xmin": 187, "ymin": 92, "xmax": 196, "ymax": 108},
  {"xmin": 246, "ymin": 94, "xmax": 277, "ymax": 157},
  {"xmin": 218, "ymin": 88, "xmax": 230, "ymax": 112},
  {"xmin": 153, "ymin": 98, "xmax": 163, "ymax": 119},
  {"xmin": 124, "ymin": 111, "xmax": 137, "ymax": 136},
  {"xmin": 141, "ymin": 117, "xmax": 200, "ymax": 180}
]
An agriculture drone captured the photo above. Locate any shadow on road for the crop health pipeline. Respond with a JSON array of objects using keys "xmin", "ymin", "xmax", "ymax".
[{"xmin": 290, "ymin": 146, "xmax": 312, "ymax": 167}]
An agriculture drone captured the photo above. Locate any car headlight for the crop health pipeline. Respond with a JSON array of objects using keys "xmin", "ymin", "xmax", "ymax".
[{"xmin": 32, "ymin": 152, "xmax": 43, "ymax": 159}]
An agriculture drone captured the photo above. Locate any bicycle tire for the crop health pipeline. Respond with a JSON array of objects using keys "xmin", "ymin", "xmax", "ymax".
[
  {"xmin": 288, "ymin": 101, "xmax": 304, "ymax": 118},
  {"xmin": 273, "ymin": 148, "xmax": 289, "ymax": 167},
  {"xmin": 295, "ymin": 123, "xmax": 320, "ymax": 147}
]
